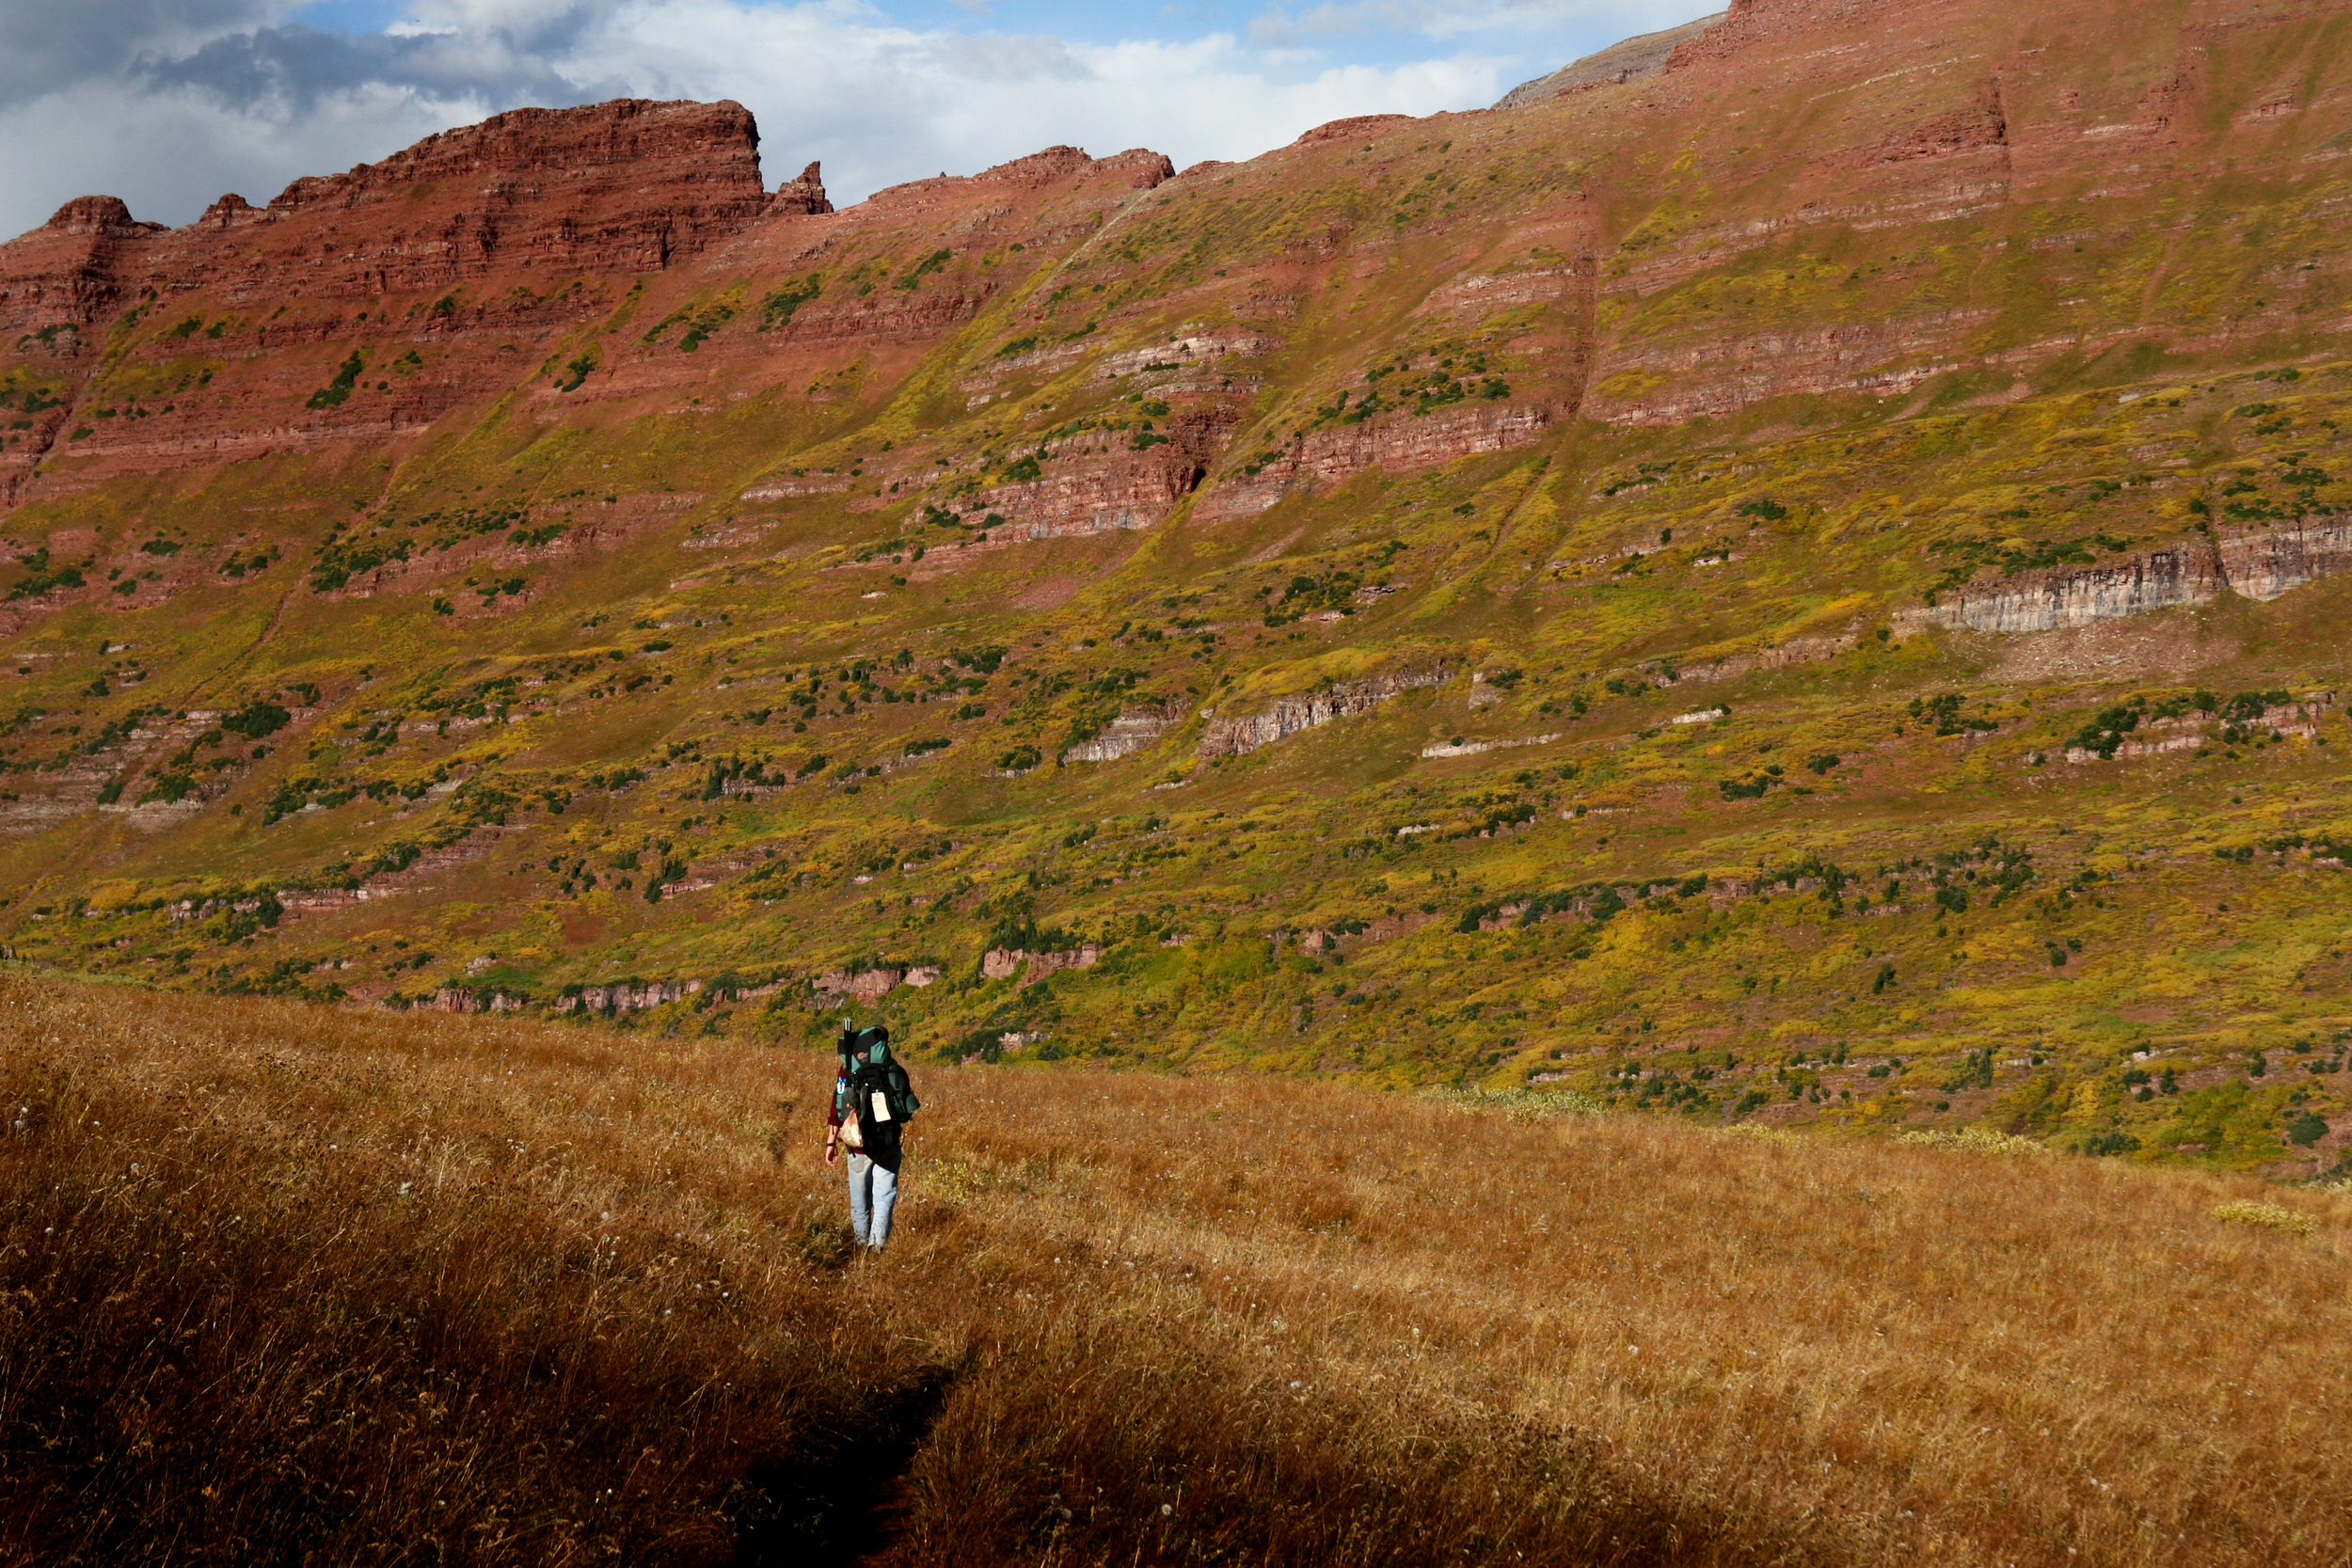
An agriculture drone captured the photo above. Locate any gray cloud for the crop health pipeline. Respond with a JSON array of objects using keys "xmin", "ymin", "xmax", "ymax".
[
  {"xmin": 0, "ymin": 0, "xmax": 1515, "ymax": 239},
  {"xmin": 134, "ymin": 24, "xmax": 596, "ymax": 115},
  {"xmin": 0, "ymin": 0, "xmax": 285, "ymax": 109},
  {"xmin": 896, "ymin": 31, "xmax": 1097, "ymax": 87}
]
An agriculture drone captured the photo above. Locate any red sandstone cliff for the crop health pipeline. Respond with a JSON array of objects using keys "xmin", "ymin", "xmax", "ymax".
[
  {"xmin": 2, "ymin": 0, "xmax": 2347, "ymax": 549},
  {"xmin": 0, "ymin": 99, "xmax": 769, "ymax": 330}
]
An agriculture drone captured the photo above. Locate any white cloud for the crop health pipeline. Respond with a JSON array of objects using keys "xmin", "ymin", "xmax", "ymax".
[
  {"xmin": 0, "ymin": 0, "xmax": 1519, "ymax": 240},
  {"xmin": 1250, "ymin": 0, "xmax": 1710, "ymax": 44},
  {"xmin": 0, "ymin": 79, "xmax": 494, "ymax": 233},
  {"xmin": 562, "ymin": 1, "xmax": 1503, "ymax": 198}
]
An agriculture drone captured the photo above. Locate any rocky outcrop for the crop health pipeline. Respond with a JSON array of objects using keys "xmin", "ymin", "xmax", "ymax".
[
  {"xmin": 427, "ymin": 987, "xmax": 530, "ymax": 1014},
  {"xmin": 2216, "ymin": 516, "xmax": 2352, "ymax": 602},
  {"xmin": 1588, "ymin": 309, "xmax": 1994, "ymax": 427},
  {"xmin": 1025, "ymin": 945, "xmax": 1102, "ymax": 982},
  {"xmin": 982, "ymin": 945, "xmax": 1103, "ymax": 982},
  {"xmin": 243, "ymin": 98, "xmax": 769, "ymax": 282},
  {"xmin": 0, "ymin": 100, "xmax": 771, "ymax": 329},
  {"xmin": 0, "ymin": 99, "xmax": 793, "ymax": 511},
  {"xmin": 1294, "ymin": 116, "xmax": 1417, "ymax": 147},
  {"xmin": 1421, "ymin": 733, "xmax": 1558, "ymax": 759},
  {"xmin": 2063, "ymin": 695, "xmax": 2336, "ymax": 764},
  {"xmin": 1659, "ymin": 634, "xmax": 1857, "ymax": 685},
  {"xmin": 817, "ymin": 966, "xmax": 903, "ymax": 1003},
  {"xmin": 770, "ymin": 161, "xmax": 834, "ymax": 217},
  {"xmin": 556, "ymin": 979, "xmax": 697, "ymax": 1013},
  {"xmin": 1089, "ymin": 329, "xmax": 1278, "ymax": 383},
  {"xmin": 1062, "ymin": 705, "xmax": 1177, "ymax": 763},
  {"xmin": 1898, "ymin": 520, "xmax": 2352, "ymax": 636},
  {"xmin": 1200, "ymin": 404, "xmax": 1550, "ymax": 521},
  {"xmin": 1199, "ymin": 668, "xmax": 1454, "ymax": 756},
  {"xmin": 862, "ymin": 146, "xmax": 1172, "ymax": 214},
  {"xmin": 1897, "ymin": 538, "xmax": 2226, "ymax": 635},
  {"xmin": 983, "ymin": 146, "xmax": 1173, "ymax": 190},
  {"xmin": 1663, "ymin": 0, "xmax": 1875, "ymax": 73},
  {"xmin": 813, "ymin": 963, "xmax": 940, "ymax": 1002},
  {"xmin": 0, "ymin": 196, "xmax": 167, "ymax": 328},
  {"xmin": 939, "ymin": 406, "xmax": 1237, "ymax": 550},
  {"xmin": 1495, "ymin": 14, "xmax": 1724, "ymax": 108}
]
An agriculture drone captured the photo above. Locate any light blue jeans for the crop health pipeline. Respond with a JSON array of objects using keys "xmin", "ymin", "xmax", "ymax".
[{"xmin": 846, "ymin": 1149, "xmax": 899, "ymax": 1250}]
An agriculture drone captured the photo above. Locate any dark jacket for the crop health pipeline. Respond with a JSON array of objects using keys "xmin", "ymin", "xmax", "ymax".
[{"xmin": 830, "ymin": 1029, "xmax": 918, "ymax": 1159}]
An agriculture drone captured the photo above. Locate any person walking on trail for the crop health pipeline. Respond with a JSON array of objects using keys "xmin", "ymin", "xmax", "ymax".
[{"xmin": 824, "ymin": 1022, "xmax": 920, "ymax": 1254}]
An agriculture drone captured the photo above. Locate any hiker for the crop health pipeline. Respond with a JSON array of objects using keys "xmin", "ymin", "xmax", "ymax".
[{"xmin": 823, "ymin": 1022, "xmax": 920, "ymax": 1253}]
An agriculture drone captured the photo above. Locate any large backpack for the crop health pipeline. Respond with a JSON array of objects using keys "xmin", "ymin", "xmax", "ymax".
[{"xmin": 837, "ymin": 1024, "xmax": 919, "ymax": 1147}]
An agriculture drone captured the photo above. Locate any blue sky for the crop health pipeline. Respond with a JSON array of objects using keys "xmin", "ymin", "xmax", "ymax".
[{"xmin": 0, "ymin": 0, "xmax": 1714, "ymax": 238}]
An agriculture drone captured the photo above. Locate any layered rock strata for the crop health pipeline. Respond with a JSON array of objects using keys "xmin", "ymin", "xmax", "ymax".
[
  {"xmin": 2063, "ymin": 695, "xmax": 2338, "ymax": 764},
  {"xmin": 1897, "ymin": 520, "xmax": 2352, "ymax": 636},
  {"xmin": 770, "ymin": 161, "xmax": 834, "ymax": 217},
  {"xmin": 1201, "ymin": 404, "xmax": 1552, "ymax": 521},
  {"xmin": 1062, "ymin": 706, "xmax": 1178, "ymax": 763},
  {"xmin": 980, "ymin": 945, "xmax": 1104, "ymax": 982},
  {"xmin": 1660, "ymin": 635, "xmax": 1858, "ymax": 686},
  {"xmin": 1199, "ymin": 669, "xmax": 1454, "ymax": 757},
  {"xmin": 0, "ymin": 99, "xmax": 770, "ymax": 328},
  {"xmin": 2217, "ymin": 517, "xmax": 2352, "ymax": 602},
  {"xmin": 965, "ymin": 408, "xmax": 1236, "ymax": 541}
]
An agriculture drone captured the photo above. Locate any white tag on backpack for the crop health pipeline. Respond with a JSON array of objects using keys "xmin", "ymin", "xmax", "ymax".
[{"xmin": 870, "ymin": 1090, "xmax": 893, "ymax": 1122}]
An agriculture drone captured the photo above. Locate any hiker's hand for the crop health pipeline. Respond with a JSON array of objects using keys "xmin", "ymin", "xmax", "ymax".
[{"xmin": 823, "ymin": 1138, "xmax": 838, "ymax": 1167}]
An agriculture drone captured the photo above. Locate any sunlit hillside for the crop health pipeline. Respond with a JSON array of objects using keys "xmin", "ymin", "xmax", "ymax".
[{"xmin": 0, "ymin": 0, "xmax": 2348, "ymax": 1179}]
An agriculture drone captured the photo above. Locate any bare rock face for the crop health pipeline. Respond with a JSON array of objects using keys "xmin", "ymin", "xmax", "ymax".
[
  {"xmin": 818, "ymin": 966, "xmax": 904, "ymax": 1003},
  {"xmin": 44, "ymin": 198, "xmax": 151, "ymax": 236},
  {"xmin": 2217, "ymin": 516, "xmax": 2352, "ymax": 602},
  {"xmin": 1663, "ymin": 0, "xmax": 1877, "ymax": 73},
  {"xmin": 0, "ymin": 197, "xmax": 166, "ymax": 328},
  {"xmin": 961, "ymin": 407, "xmax": 1235, "ymax": 543},
  {"xmin": 0, "ymin": 106, "xmax": 1186, "ymax": 517},
  {"xmin": 0, "ymin": 97, "xmax": 769, "ymax": 334},
  {"xmin": 247, "ymin": 98, "xmax": 770, "ymax": 285},
  {"xmin": 770, "ymin": 161, "xmax": 834, "ymax": 217},
  {"xmin": 1294, "ymin": 116, "xmax": 1415, "ymax": 147},
  {"xmin": 977, "ymin": 146, "xmax": 1097, "ymax": 184},
  {"xmin": 1199, "ymin": 668, "xmax": 1454, "ymax": 757},
  {"xmin": 196, "ymin": 194, "xmax": 264, "ymax": 230},
  {"xmin": 1494, "ymin": 13, "xmax": 1725, "ymax": 109},
  {"xmin": 862, "ymin": 146, "xmax": 1172, "ymax": 212},
  {"xmin": 1200, "ymin": 402, "xmax": 1552, "ymax": 522},
  {"xmin": 1896, "ymin": 520, "xmax": 2352, "ymax": 636},
  {"xmin": 1897, "ymin": 541, "xmax": 2228, "ymax": 636},
  {"xmin": 1062, "ymin": 705, "xmax": 1177, "ymax": 764},
  {"xmin": 1661, "ymin": 635, "xmax": 1856, "ymax": 686},
  {"xmin": 981, "ymin": 946, "xmax": 1103, "ymax": 983}
]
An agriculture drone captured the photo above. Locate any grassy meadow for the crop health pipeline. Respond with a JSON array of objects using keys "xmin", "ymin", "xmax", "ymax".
[{"xmin": 4, "ymin": 972, "xmax": 2346, "ymax": 1565}]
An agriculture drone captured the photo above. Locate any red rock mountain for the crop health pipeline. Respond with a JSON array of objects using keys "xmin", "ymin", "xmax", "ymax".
[
  {"xmin": 7, "ymin": 0, "xmax": 2343, "ymax": 534},
  {"xmin": 0, "ymin": 0, "xmax": 2349, "ymax": 1100}
]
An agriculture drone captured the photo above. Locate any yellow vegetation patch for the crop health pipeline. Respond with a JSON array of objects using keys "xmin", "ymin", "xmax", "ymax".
[
  {"xmin": 1895, "ymin": 1124, "xmax": 2050, "ymax": 1156},
  {"xmin": 2212, "ymin": 1197, "xmax": 2316, "ymax": 1237}
]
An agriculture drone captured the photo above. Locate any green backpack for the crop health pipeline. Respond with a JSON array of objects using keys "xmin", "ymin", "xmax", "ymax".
[{"xmin": 836, "ymin": 1024, "xmax": 919, "ymax": 1145}]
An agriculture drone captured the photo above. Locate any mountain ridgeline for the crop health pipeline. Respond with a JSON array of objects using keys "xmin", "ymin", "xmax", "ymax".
[{"xmin": 3, "ymin": 0, "xmax": 2351, "ymax": 1170}]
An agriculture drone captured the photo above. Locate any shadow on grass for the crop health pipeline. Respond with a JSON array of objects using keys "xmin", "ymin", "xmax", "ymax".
[{"xmin": 728, "ymin": 1362, "xmax": 961, "ymax": 1566}]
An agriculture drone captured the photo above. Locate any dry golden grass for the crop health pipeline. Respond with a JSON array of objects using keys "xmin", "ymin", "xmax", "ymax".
[{"xmin": 4, "ymin": 973, "xmax": 2348, "ymax": 1565}]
